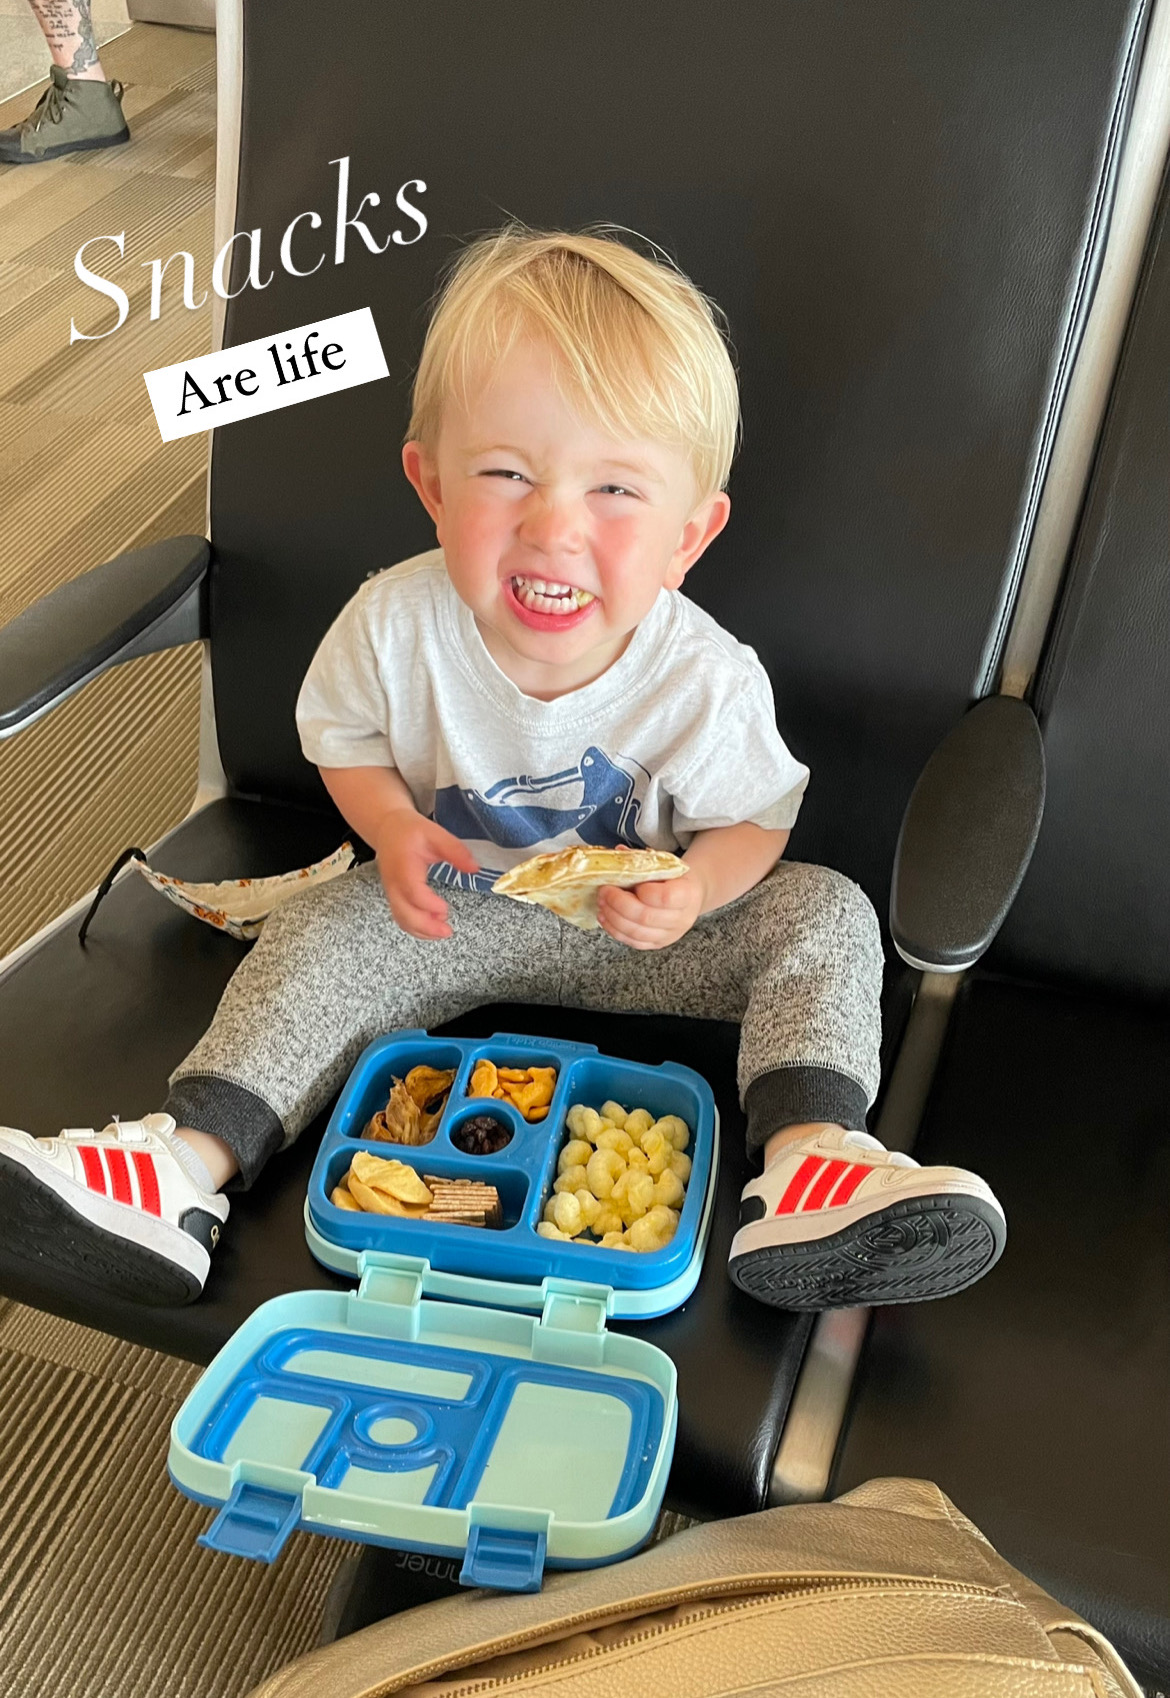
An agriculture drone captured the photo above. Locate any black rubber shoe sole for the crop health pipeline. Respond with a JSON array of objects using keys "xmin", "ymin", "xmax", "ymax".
[
  {"xmin": 0, "ymin": 127, "xmax": 129, "ymax": 164},
  {"xmin": 0, "ymin": 1151, "xmax": 202, "ymax": 1306},
  {"xmin": 728, "ymin": 1192, "xmax": 1006, "ymax": 1311}
]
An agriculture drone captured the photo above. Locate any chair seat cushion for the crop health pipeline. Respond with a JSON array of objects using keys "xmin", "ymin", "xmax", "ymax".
[
  {"xmin": 834, "ymin": 974, "xmax": 1170, "ymax": 1686},
  {"xmin": 0, "ymin": 797, "xmax": 916, "ymax": 1516}
]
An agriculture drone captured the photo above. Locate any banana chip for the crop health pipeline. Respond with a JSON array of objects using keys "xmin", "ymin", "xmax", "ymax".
[
  {"xmin": 331, "ymin": 1183, "xmax": 361, "ymax": 1211},
  {"xmin": 350, "ymin": 1151, "xmax": 434, "ymax": 1206},
  {"xmin": 348, "ymin": 1174, "xmax": 431, "ymax": 1217}
]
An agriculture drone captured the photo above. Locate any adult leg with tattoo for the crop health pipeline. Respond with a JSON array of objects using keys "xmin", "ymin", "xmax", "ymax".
[
  {"xmin": 0, "ymin": 0, "xmax": 130, "ymax": 164},
  {"xmin": 30, "ymin": 0, "xmax": 107, "ymax": 80}
]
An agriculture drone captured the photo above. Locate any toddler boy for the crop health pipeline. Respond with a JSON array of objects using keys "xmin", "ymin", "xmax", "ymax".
[{"xmin": 0, "ymin": 225, "xmax": 1006, "ymax": 1310}]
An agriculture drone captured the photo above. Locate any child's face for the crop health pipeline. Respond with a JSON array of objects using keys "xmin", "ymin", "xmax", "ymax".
[{"xmin": 402, "ymin": 338, "xmax": 730, "ymax": 698}]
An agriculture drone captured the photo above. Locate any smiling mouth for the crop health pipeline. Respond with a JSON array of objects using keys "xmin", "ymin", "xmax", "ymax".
[{"xmin": 510, "ymin": 575, "xmax": 596, "ymax": 615}]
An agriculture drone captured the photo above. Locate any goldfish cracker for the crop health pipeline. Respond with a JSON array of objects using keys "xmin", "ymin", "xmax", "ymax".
[
  {"xmin": 574, "ymin": 1188, "xmax": 602, "ymax": 1230},
  {"xmin": 599, "ymin": 1101, "xmax": 629, "ymax": 1129},
  {"xmin": 627, "ymin": 1205, "xmax": 680, "ymax": 1253},
  {"xmin": 557, "ymin": 1139, "xmax": 593, "ymax": 1173},
  {"xmin": 592, "ymin": 1203, "xmax": 624, "ymax": 1238},
  {"xmin": 537, "ymin": 1221, "xmax": 571, "ymax": 1241},
  {"xmin": 586, "ymin": 1147, "xmax": 626, "ymax": 1199},
  {"xmin": 594, "ymin": 1127, "xmax": 634, "ymax": 1155},
  {"xmin": 553, "ymin": 1165, "xmax": 588, "ymax": 1194},
  {"xmin": 652, "ymin": 1115, "xmax": 690, "ymax": 1151},
  {"xmin": 551, "ymin": 1191, "xmax": 585, "ymax": 1236},
  {"xmin": 669, "ymin": 1150, "xmax": 692, "ymax": 1183},
  {"xmin": 624, "ymin": 1108, "xmax": 654, "ymax": 1138},
  {"xmin": 653, "ymin": 1168, "xmax": 686, "ymax": 1211}
]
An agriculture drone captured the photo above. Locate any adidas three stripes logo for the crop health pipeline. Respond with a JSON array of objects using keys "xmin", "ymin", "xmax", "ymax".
[
  {"xmin": 774, "ymin": 1155, "xmax": 870, "ymax": 1215},
  {"xmin": 77, "ymin": 1144, "xmax": 162, "ymax": 1214}
]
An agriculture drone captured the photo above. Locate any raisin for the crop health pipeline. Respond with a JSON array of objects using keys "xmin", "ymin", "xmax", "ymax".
[{"xmin": 451, "ymin": 1115, "xmax": 513, "ymax": 1156}]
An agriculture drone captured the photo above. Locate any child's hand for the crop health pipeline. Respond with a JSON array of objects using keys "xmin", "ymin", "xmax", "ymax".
[
  {"xmin": 596, "ymin": 868, "xmax": 706, "ymax": 950},
  {"xmin": 371, "ymin": 810, "xmax": 479, "ymax": 940}
]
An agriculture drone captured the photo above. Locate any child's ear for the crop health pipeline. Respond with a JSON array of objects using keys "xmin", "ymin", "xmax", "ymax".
[
  {"xmin": 665, "ymin": 491, "xmax": 731, "ymax": 590},
  {"xmin": 402, "ymin": 441, "xmax": 444, "ymax": 525}
]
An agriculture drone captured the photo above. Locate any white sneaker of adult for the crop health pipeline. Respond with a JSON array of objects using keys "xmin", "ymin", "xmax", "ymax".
[
  {"xmin": 728, "ymin": 1126, "xmax": 1005, "ymax": 1310},
  {"xmin": 0, "ymin": 1113, "xmax": 229, "ymax": 1306}
]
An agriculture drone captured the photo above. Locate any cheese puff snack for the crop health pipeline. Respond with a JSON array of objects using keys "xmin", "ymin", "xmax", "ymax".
[
  {"xmin": 595, "ymin": 1127, "xmax": 635, "ymax": 1155},
  {"xmin": 653, "ymin": 1168, "xmax": 686, "ymax": 1211},
  {"xmin": 544, "ymin": 1099, "xmax": 693, "ymax": 1251},
  {"xmin": 585, "ymin": 1148, "xmax": 626, "ymax": 1199},
  {"xmin": 627, "ymin": 1205, "xmax": 680, "ymax": 1253},
  {"xmin": 558, "ymin": 1139, "xmax": 593, "ymax": 1173},
  {"xmin": 566, "ymin": 1104, "xmax": 603, "ymax": 1142},
  {"xmin": 652, "ymin": 1115, "xmax": 690, "ymax": 1151}
]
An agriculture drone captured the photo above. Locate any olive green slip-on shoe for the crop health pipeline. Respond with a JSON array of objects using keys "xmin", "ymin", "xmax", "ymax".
[{"xmin": 0, "ymin": 65, "xmax": 130, "ymax": 165}]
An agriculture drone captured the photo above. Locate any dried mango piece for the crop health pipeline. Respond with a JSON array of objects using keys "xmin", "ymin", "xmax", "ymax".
[
  {"xmin": 469, "ymin": 1058, "xmax": 499, "ymax": 1098},
  {"xmin": 365, "ymin": 1078, "xmax": 424, "ymax": 1144},
  {"xmin": 403, "ymin": 1064, "xmax": 456, "ymax": 1111}
]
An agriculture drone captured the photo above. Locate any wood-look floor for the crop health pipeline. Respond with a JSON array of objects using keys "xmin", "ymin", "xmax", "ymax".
[
  {"xmin": 0, "ymin": 32, "xmax": 353, "ymax": 1698},
  {"xmin": 0, "ymin": 23, "xmax": 215, "ymax": 960}
]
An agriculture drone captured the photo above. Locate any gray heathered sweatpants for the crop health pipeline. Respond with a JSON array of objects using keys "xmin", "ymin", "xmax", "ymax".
[{"xmin": 163, "ymin": 858, "xmax": 883, "ymax": 1189}]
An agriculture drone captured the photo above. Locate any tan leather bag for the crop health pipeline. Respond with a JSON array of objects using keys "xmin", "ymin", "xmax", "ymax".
[{"xmin": 246, "ymin": 1479, "xmax": 1141, "ymax": 1698}]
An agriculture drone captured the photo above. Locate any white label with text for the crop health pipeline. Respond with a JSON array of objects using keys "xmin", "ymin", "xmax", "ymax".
[{"xmin": 143, "ymin": 307, "xmax": 388, "ymax": 441}]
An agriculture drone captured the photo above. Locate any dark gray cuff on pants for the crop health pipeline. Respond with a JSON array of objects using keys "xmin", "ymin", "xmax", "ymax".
[
  {"xmin": 744, "ymin": 1066, "xmax": 870, "ymax": 1158},
  {"xmin": 162, "ymin": 1075, "xmax": 285, "ymax": 1192}
]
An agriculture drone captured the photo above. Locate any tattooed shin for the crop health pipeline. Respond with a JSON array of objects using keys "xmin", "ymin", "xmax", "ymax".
[{"xmin": 31, "ymin": 0, "xmax": 100, "ymax": 75}]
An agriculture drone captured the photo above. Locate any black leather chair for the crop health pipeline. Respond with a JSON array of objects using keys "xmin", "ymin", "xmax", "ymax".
[
  {"xmin": 835, "ymin": 163, "xmax": 1170, "ymax": 1690},
  {"xmin": 0, "ymin": 0, "xmax": 1154, "ymax": 1535}
]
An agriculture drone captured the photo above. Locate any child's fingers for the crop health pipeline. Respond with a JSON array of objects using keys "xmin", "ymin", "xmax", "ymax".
[
  {"xmin": 424, "ymin": 821, "xmax": 480, "ymax": 876},
  {"xmin": 632, "ymin": 875, "xmax": 692, "ymax": 907},
  {"xmin": 393, "ymin": 890, "xmax": 452, "ymax": 939},
  {"xmin": 599, "ymin": 885, "xmax": 680, "ymax": 929}
]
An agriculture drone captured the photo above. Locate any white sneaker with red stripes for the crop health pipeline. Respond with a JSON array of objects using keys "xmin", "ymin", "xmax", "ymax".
[
  {"xmin": 0, "ymin": 1113, "xmax": 229, "ymax": 1306},
  {"xmin": 728, "ymin": 1126, "xmax": 1005, "ymax": 1310}
]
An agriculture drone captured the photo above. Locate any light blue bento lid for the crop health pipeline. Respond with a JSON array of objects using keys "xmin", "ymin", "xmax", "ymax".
[
  {"xmin": 168, "ymin": 1266, "xmax": 678, "ymax": 1591},
  {"xmin": 303, "ymin": 1031, "xmax": 719, "ymax": 1321}
]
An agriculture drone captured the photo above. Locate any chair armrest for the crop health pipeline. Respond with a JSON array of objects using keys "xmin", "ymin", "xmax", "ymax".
[
  {"xmin": 0, "ymin": 535, "xmax": 210, "ymax": 739},
  {"xmin": 890, "ymin": 695, "xmax": 1045, "ymax": 971}
]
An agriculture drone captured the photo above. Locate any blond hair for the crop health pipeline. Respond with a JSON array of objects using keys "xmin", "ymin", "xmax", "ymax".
[{"xmin": 406, "ymin": 222, "xmax": 740, "ymax": 503}]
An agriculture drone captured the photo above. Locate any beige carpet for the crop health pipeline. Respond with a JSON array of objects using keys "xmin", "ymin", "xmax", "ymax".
[
  {"xmin": 0, "ymin": 1298, "xmax": 351, "ymax": 1698},
  {"xmin": 0, "ymin": 22, "xmax": 217, "ymax": 961}
]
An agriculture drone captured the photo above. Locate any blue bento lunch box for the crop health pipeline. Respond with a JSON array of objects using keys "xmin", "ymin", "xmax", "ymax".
[{"xmin": 168, "ymin": 1030, "xmax": 719, "ymax": 1593}]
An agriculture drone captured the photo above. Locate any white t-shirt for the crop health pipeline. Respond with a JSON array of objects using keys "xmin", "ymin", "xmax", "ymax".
[{"xmin": 296, "ymin": 547, "xmax": 810, "ymax": 892}]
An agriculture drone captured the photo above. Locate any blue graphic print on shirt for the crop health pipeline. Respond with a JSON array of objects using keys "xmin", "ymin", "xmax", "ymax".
[{"xmin": 430, "ymin": 745, "xmax": 650, "ymax": 892}]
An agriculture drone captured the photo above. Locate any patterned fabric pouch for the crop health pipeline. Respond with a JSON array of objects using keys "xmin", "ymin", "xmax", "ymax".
[{"xmin": 78, "ymin": 842, "xmax": 357, "ymax": 944}]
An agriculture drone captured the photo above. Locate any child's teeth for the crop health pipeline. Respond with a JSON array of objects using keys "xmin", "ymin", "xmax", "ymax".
[{"xmin": 512, "ymin": 576, "xmax": 595, "ymax": 614}]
